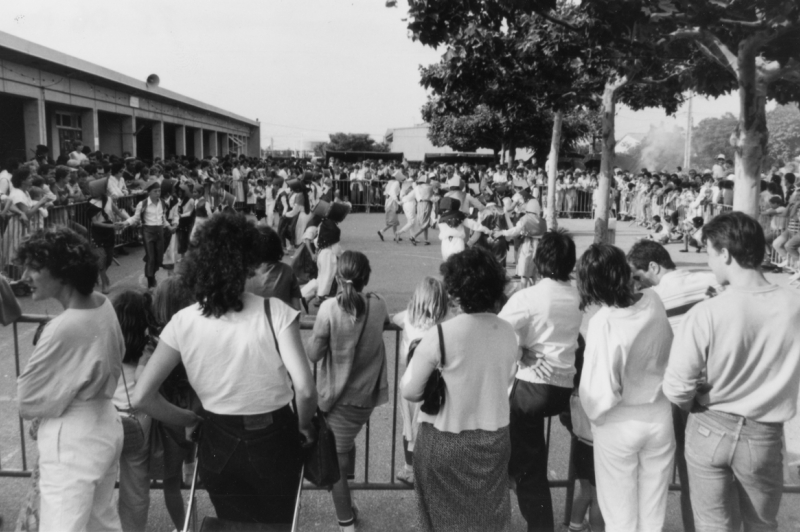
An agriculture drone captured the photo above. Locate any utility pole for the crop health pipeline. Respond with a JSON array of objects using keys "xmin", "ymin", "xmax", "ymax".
[{"xmin": 684, "ymin": 91, "xmax": 693, "ymax": 169}]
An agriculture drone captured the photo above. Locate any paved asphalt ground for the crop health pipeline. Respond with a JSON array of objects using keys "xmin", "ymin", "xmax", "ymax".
[{"xmin": 1, "ymin": 212, "xmax": 799, "ymax": 531}]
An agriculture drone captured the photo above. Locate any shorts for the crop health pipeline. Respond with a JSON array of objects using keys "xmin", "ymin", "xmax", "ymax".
[{"xmin": 325, "ymin": 404, "xmax": 373, "ymax": 454}]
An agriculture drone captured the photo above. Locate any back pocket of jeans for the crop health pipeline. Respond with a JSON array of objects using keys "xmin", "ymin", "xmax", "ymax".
[
  {"xmin": 245, "ymin": 425, "xmax": 300, "ymax": 485},
  {"xmin": 686, "ymin": 419, "xmax": 727, "ymax": 467},
  {"xmin": 199, "ymin": 422, "xmax": 240, "ymax": 474}
]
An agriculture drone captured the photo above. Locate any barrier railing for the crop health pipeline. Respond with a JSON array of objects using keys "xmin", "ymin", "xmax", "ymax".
[{"xmin": 1, "ymin": 195, "xmax": 144, "ymax": 280}]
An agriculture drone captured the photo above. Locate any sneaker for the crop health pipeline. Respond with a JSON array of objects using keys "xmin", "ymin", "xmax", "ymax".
[{"xmin": 396, "ymin": 466, "xmax": 414, "ymax": 486}]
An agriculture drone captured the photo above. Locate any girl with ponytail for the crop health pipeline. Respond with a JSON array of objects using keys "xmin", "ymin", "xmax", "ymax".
[{"xmin": 307, "ymin": 250, "xmax": 390, "ymax": 532}]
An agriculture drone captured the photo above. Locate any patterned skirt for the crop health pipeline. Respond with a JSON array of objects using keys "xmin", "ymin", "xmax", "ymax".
[{"xmin": 413, "ymin": 422, "xmax": 511, "ymax": 532}]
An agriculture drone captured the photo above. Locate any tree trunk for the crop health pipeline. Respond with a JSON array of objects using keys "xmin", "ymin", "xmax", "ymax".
[
  {"xmin": 509, "ymin": 143, "xmax": 517, "ymax": 164},
  {"xmin": 546, "ymin": 110, "xmax": 563, "ymax": 231},
  {"xmin": 595, "ymin": 79, "xmax": 625, "ymax": 244},
  {"xmin": 732, "ymin": 38, "xmax": 768, "ymax": 218}
]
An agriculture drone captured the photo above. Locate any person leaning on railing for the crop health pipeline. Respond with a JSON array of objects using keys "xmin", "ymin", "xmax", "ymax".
[
  {"xmin": 133, "ymin": 212, "xmax": 317, "ymax": 526},
  {"xmin": 16, "ymin": 226, "xmax": 126, "ymax": 532},
  {"xmin": 402, "ymin": 247, "xmax": 520, "ymax": 532}
]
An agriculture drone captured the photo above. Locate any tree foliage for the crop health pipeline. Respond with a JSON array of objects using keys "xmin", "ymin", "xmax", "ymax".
[
  {"xmin": 319, "ymin": 133, "xmax": 389, "ymax": 154},
  {"xmin": 766, "ymin": 103, "xmax": 800, "ymax": 168},
  {"xmin": 691, "ymin": 113, "xmax": 739, "ymax": 170}
]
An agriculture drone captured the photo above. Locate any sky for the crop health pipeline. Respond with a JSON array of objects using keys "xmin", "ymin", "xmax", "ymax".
[{"xmin": 0, "ymin": 0, "xmax": 743, "ymax": 150}]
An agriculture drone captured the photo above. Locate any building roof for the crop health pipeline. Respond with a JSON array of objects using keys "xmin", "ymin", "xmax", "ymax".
[{"xmin": 0, "ymin": 31, "xmax": 258, "ymax": 127}]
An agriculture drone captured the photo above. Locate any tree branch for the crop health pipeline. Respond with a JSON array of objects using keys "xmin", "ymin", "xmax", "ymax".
[
  {"xmin": 758, "ymin": 57, "xmax": 800, "ymax": 85},
  {"xmin": 719, "ymin": 18, "xmax": 765, "ymax": 28},
  {"xmin": 668, "ymin": 27, "xmax": 738, "ymax": 77},
  {"xmin": 532, "ymin": 8, "xmax": 580, "ymax": 32}
]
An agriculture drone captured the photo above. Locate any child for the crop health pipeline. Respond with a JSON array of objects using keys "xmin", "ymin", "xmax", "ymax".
[
  {"xmin": 111, "ymin": 290, "xmax": 157, "ymax": 532},
  {"xmin": 246, "ymin": 225, "xmax": 303, "ymax": 310},
  {"xmin": 391, "ymin": 278, "xmax": 450, "ymax": 485},
  {"xmin": 306, "ymin": 251, "xmax": 390, "ymax": 532},
  {"xmin": 680, "ymin": 216, "xmax": 706, "ymax": 253},
  {"xmin": 377, "ymin": 172, "xmax": 401, "ymax": 242},
  {"xmin": 436, "ymin": 197, "xmax": 491, "ymax": 261},
  {"xmin": 152, "ymin": 275, "xmax": 200, "ymax": 532},
  {"xmin": 254, "ymin": 179, "xmax": 267, "ymax": 222},
  {"xmin": 648, "ymin": 215, "xmax": 670, "ymax": 244},
  {"xmin": 245, "ymin": 175, "xmax": 257, "ymax": 214},
  {"xmin": 761, "ymin": 196, "xmax": 787, "ymax": 245},
  {"xmin": 561, "ymin": 336, "xmax": 605, "ymax": 532},
  {"xmin": 27, "ymin": 187, "xmax": 49, "ymax": 230}
]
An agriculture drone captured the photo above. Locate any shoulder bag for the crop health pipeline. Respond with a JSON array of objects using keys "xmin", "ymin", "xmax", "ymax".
[
  {"xmin": 264, "ymin": 298, "xmax": 340, "ymax": 488},
  {"xmin": 420, "ymin": 324, "xmax": 447, "ymax": 415}
]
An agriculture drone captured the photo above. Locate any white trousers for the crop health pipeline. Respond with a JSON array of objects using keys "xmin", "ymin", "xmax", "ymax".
[
  {"xmin": 592, "ymin": 402, "xmax": 675, "ymax": 532},
  {"xmin": 38, "ymin": 400, "xmax": 124, "ymax": 532}
]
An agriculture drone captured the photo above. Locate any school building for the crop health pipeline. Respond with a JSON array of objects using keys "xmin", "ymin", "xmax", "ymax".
[{"xmin": 0, "ymin": 31, "xmax": 260, "ymax": 164}]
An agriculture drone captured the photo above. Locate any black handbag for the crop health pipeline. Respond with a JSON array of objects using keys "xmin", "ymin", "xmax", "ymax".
[
  {"xmin": 264, "ymin": 299, "xmax": 341, "ymax": 489},
  {"xmin": 420, "ymin": 324, "xmax": 447, "ymax": 416}
]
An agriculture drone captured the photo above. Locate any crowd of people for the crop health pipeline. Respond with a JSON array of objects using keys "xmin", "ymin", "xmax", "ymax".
[{"xmin": 3, "ymin": 140, "xmax": 800, "ymax": 532}]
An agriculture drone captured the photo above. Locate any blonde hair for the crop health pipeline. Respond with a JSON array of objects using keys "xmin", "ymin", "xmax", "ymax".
[{"xmin": 406, "ymin": 277, "xmax": 449, "ymax": 331}]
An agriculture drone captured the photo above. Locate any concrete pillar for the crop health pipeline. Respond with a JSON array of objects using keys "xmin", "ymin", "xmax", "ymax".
[
  {"xmin": 152, "ymin": 120, "xmax": 165, "ymax": 160},
  {"xmin": 22, "ymin": 95, "xmax": 47, "ymax": 160},
  {"xmin": 81, "ymin": 108, "xmax": 99, "ymax": 151},
  {"xmin": 122, "ymin": 115, "xmax": 136, "ymax": 156},
  {"xmin": 207, "ymin": 130, "xmax": 218, "ymax": 157},
  {"xmin": 193, "ymin": 128, "xmax": 203, "ymax": 159},
  {"xmin": 175, "ymin": 125, "xmax": 186, "ymax": 156},
  {"xmin": 219, "ymin": 133, "xmax": 229, "ymax": 157},
  {"xmin": 248, "ymin": 125, "xmax": 261, "ymax": 158}
]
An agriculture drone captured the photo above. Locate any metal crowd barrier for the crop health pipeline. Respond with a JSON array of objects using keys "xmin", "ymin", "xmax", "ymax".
[{"xmin": 1, "ymin": 195, "xmax": 144, "ymax": 281}]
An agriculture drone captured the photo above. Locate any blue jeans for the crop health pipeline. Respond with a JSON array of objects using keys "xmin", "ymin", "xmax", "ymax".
[{"xmin": 685, "ymin": 408, "xmax": 784, "ymax": 531}]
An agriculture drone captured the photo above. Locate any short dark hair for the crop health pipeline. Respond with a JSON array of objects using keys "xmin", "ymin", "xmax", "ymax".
[
  {"xmin": 15, "ymin": 226, "xmax": 99, "ymax": 295},
  {"xmin": 534, "ymin": 231, "xmax": 576, "ymax": 282},
  {"xmin": 577, "ymin": 244, "xmax": 636, "ymax": 311},
  {"xmin": 55, "ymin": 166, "xmax": 69, "ymax": 181},
  {"xmin": 254, "ymin": 225, "xmax": 284, "ymax": 263},
  {"xmin": 626, "ymin": 240, "xmax": 676, "ymax": 272},
  {"xmin": 785, "ymin": 173, "xmax": 796, "ymax": 185},
  {"xmin": 11, "ymin": 167, "xmax": 31, "ymax": 188},
  {"xmin": 440, "ymin": 247, "xmax": 507, "ymax": 314},
  {"xmin": 702, "ymin": 211, "xmax": 765, "ymax": 268},
  {"xmin": 111, "ymin": 161, "xmax": 125, "ymax": 175}
]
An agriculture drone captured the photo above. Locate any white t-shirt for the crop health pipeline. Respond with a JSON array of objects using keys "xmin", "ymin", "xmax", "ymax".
[
  {"xmin": 9, "ymin": 187, "xmax": 32, "ymax": 208},
  {"xmin": 159, "ymin": 292, "xmax": 300, "ymax": 415},
  {"xmin": 499, "ymin": 278, "xmax": 582, "ymax": 388},
  {"xmin": 652, "ymin": 269, "xmax": 719, "ymax": 333},
  {"xmin": 579, "ymin": 290, "xmax": 673, "ymax": 425}
]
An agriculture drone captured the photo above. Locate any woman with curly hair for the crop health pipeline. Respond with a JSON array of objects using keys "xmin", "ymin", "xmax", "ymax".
[
  {"xmin": 16, "ymin": 226, "xmax": 125, "ymax": 532},
  {"xmin": 401, "ymin": 247, "xmax": 519, "ymax": 532},
  {"xmin": 132, "ymin": 212, "xmax": 317, "ymax": 526},
  {"xmin": 576, "ymin": 244, "xmax": 674, "ymax": 532}
]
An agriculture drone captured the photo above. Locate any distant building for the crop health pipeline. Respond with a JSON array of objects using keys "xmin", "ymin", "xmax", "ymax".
[
  {"xmin": 384, "ymin": 124, "xmax": 493, "ymax": 162},
  {"xmin": 615, "ymin": 133, "xmax": 645, "ymax": 155},
  {"xmin": 0, "ymin": 31, "xmax": 260, "ymax": 164}
]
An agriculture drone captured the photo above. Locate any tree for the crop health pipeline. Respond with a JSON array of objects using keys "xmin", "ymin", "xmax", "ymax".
[
  {"xmin": 422, "ymin": 102, "xmax": 505, "ymax": 154},
  {"xmin": 691, "ymin": 113, "xmax": 739, "ymax": 170},
  {"xmin": 766, "ymin": 103, "xmax": 800, "ymax": 168},
  {"xmin": 318, "ymin": 133, "xmax": 389, "ymax": 154},
  {"xmin": 649, "ymin": 0, "xmax": 800, "ymax": 216}
]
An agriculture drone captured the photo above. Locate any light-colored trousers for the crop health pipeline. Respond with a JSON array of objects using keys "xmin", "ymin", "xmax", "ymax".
[
  {"xmin": 592, "ymin": 401, "xmax": 675, "ymax": 532},
  {"xmin": 38, "ymin": 400, "xmax": 124, "ymax": 532}
]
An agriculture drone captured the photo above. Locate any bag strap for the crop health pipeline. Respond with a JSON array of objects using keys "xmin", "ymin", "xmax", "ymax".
[
  {"xmin": 436, "ymin": 324, "xmax": 446, "ymax": 367},
  {"xmin": 264, "ymin": 298, "xmax": 281, "ymax": 358},
  {"xmin": 353, "ymin": 295, "xmax": 371, "ymax": 350}
]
